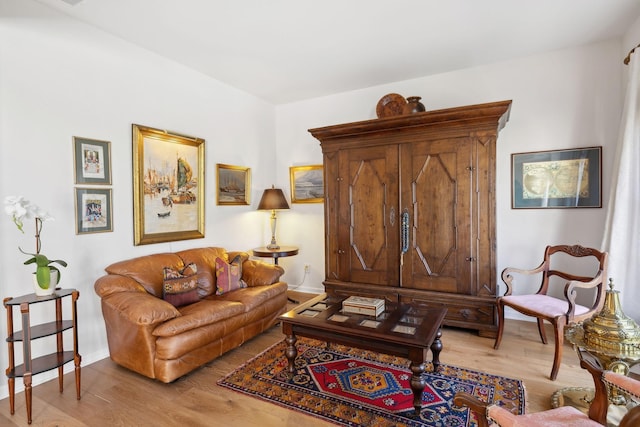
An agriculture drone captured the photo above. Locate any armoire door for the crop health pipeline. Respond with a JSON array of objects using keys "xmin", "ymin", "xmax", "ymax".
[
  {"xmin": 336, "ymin": 144, "xmax": 400, "ymax": 286},
  {"xmin": 400, "ymin": 137, "xmax": 474, "ymax": 294}
]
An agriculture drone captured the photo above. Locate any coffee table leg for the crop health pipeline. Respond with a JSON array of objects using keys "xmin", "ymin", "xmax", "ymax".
[
  {"xmin": 409, "ymin": 361, "xmax": 426, "ymax": 415},
  {"xmin": 285, "ymin": 333, "xmax": 297, "ymax": 375},
  {"xmin": 430, "ymin": 327, "xmax": 443, "ymax": 372}
]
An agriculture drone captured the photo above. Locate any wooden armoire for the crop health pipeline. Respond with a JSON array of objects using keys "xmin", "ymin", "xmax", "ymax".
[{"xmin": 309, "ymin": 100, "xmax": 512, "ymax": 337}]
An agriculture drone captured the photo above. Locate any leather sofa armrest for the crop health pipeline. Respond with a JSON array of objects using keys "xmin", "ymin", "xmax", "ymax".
[
  {"xmin": 95, "ymin": 274, "xmax": 180, "ymax": 325},
  {"xmin": 242, "ymin": 259, "xmax": 285, "ymax": 287},
  {"xmin": 100, "ymin": 290, "xmax": 180, "ymax": 326},
  {"xmin": 95, "ymin": 274, "xmax": 148, "ymax": 298}
]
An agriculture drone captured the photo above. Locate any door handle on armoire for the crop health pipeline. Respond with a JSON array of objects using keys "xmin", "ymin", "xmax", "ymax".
[{"xmin": 401, "ymin": 210, "xmax": 410, "ymax": 254}]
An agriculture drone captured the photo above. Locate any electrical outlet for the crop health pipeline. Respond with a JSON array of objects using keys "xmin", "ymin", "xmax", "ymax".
[{"xmin": 304, "ymin": 264, "xmax": 311, "ymax": 273}]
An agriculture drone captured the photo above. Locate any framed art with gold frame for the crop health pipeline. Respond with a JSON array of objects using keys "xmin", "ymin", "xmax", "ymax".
[
  {"xmin": 290, "ymin": 165, "xmax": 323, "ymax": 203},
  {"xmin": 216, "ymin": 164, "xmax": 250, "ymax": 205},
  {"xmin": 75, "ymin": 187, "xmax": 113, "ymax": 234},
  {"xmin": 511, "ymin": 146, "xmax": 601, "ymax": 209},
  {"xmin": 132, "ymin": 124, "xmax": 205, "ymax": 245}
]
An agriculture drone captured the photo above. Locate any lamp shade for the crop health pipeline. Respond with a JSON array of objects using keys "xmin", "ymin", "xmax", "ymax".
[{"xmin": 257, "ymin": 187, "xmax": 290, "ymax": 211}]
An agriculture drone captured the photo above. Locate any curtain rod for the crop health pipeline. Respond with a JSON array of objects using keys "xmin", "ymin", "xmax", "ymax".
[{"xmin": 624, "ymin": 43, "xmax": 640, "ymax": 65}]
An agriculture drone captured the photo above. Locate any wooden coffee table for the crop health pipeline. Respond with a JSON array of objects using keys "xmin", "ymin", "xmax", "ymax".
[{"xmin": 278, "ymin": 294, "xmax": 447, "ymax": 415}]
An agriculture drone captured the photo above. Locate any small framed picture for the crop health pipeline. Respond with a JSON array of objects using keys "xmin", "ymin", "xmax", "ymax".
[
  {"xmin": 73, "ymin": 137, "xmax": 112, "ymax": 185},
  {"xmin": 217, "ymin": 164, "xmax": 250, "ymax": 205},
  {"xmin": 289, "ymin": 165, "xmax": 323, "ymax": 203},
  {"xmin": 511, "ymin": 147, "xmax": 602, "ymax": 209},
  {"xmin": 75, "ymin": 188, "xmax": 113, "ymax": 234}
]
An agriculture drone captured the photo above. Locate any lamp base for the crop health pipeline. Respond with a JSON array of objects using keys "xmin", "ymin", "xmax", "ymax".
[{"xmin": 266, "ymin": 243, "xmax": 280, "ymax": 250}]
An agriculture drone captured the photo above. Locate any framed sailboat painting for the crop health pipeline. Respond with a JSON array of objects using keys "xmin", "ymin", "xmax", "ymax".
[
  {"xmin": 132, "ymin": 124, "xmax": 205, "ymax": 245},
  {"xmin": 216, "ymin": 164, "xmax": 250, "ymax": 205}
]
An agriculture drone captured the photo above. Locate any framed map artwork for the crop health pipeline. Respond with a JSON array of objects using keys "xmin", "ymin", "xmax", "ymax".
[{"xmin": 511, "ymin": 147, "xmax": 601, "ymax": 209}]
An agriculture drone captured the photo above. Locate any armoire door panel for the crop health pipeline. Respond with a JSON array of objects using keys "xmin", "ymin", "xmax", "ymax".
[
  {"xmin": 323, "ymin": 151, "xmax": 341, "ymax": 281},
  {"xmin": 472, "ymin": 133, "xmax": 498, "ymax": 297},
  {"xmin": 338, "ymin": 146, "xmax": 399, "ymax": 285},
  {"xmin": 401, "ymin": 138, "xmax": 472, "ymax": 294}
]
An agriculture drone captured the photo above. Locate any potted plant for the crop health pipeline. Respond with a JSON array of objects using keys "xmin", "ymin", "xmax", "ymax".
[{"xmin": 4, "ymin": 196, "xmax": 67, "ymax": 296}]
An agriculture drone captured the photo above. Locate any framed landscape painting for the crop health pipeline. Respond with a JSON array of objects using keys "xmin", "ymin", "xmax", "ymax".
[
  {"xmin": 132, "ymin": 124, "xmax": 205, "ymax": 245},
  {"xmin": 216, "ymin": 164, "xmax": 250, "ymax": 205},
  {"xmin": 511, "ymin": 146, "xmax": 602, "ymax": 209},
  {"xmin": 290, "ymin": 165, "xmax": 323, "ymax": 203}
]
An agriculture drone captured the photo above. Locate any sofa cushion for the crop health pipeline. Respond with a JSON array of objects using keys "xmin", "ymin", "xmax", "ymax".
[
  {"xmin": 213, "ymin": 281, "xmax": 288, "ymax": 312},
  {"xmin": 152, "ymin": 299, "xmax": 245, "ymax": 337},
  {"xmin": 215, "ymin": 255, "xmax": 246, "ymax": 295},
  {"xmin": 241, "ymin": 259, "xmax": 285, "ymax": 287},
  {"xmin": 105, "ymin": 253, "xmax": 183, "ymax": 297},
  {"xmin": 163, "ymin": 263, "xmax": 199, "ymax": 307}
]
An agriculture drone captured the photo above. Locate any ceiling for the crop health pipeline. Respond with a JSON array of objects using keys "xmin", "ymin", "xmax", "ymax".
[{"xmin": 34, "ymin": 0, "xmax": 640, "ymax": 104}]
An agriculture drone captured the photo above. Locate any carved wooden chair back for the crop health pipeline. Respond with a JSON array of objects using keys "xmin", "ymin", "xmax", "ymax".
[{"xmin": 493, "ymin": 244, "xmax": 608, "ymax": 380}]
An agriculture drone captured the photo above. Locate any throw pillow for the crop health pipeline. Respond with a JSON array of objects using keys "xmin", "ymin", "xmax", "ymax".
[
  {"xmin": 163, "ymin": 263, "xmax": 199, "ymax": 307},
  {"xmin": 215, "ymin": 255, "xmax": 246, "ymax": 295}
]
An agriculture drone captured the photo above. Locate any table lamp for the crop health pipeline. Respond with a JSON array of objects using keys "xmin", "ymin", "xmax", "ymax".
[{"xmin": 258, "ymin": 185, "xmax": 290, "ymax": 249}]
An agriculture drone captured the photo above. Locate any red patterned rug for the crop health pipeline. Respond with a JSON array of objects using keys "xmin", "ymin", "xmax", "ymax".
[{"xmin": 218, "ymin": 337, "xmax": 525, "ymax": 426}]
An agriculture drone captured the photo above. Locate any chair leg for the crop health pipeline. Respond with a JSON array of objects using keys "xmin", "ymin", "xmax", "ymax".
[
  {"xmin": 494, "ymin": 300, "xmax": 505, "ymax": 350},
  {"xmin": 537, "ymin": 318, "xmax": 548, "ymax": 344},
  {"xmin": 550, "ymin": 317, "xmax": 566, "ymax": 381}
]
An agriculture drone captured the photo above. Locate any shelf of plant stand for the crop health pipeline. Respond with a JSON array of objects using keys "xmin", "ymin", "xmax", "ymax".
[
  {"xmin": 6, "ymin": 350, "xmax": 75, "ymax": 379},
  {"xmin": 6, "ymin": 320, "xmax": 74, "ymax": 342},
  {"xmin": 3, "ymin": 288, "xmax": 74, "ymax": 307}
]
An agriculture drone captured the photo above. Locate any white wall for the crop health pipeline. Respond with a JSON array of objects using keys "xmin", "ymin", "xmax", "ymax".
[
  {"xmin": 0, "ymin": 0, "xmax": 279, "ymax": 397},
  {"xmin": 0, "ymin": 0, "xmax": 634, "ymax": 400},
  {"xmin": 276, "ymin": 40, "xmax": 624, "ymax": 314}
]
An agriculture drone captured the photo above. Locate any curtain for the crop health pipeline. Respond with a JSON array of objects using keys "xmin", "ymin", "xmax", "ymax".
[{"xmin": 601, "ymin": 50, "xmax": 640, "ymax": 322}]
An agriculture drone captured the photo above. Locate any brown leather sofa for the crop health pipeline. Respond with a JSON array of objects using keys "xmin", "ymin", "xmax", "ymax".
[{"xmin": 94, "ymin": 247, "xmax": 288, "ymax": 383}]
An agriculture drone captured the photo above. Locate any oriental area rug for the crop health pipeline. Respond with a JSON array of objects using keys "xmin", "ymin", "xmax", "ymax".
[{"xmin": 218, "ymin": 338, "xmax": 525, "ymax": 427}]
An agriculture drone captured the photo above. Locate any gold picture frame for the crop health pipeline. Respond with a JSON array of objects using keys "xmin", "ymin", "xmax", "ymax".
[
  {"xmin": 290, "ymin": 165, "xmax": 323, "ymax": 203},
  {"xmin": 132, "ymin": 124, "xmax": 205, "ymax": 245},
  {"xmin": 216, "ymin": 164, "xmax": 251, "ymax": 205}
]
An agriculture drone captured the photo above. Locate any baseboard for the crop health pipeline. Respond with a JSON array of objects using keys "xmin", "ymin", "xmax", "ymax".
[{"xmin": 288, "ymin": 284, "xmax": 323, "ymax": 295}]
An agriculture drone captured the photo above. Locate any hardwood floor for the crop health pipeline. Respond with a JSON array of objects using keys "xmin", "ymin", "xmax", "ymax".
[{"xmin": 0, "ymin": 292, "xmax": 596, "ymax": 426}]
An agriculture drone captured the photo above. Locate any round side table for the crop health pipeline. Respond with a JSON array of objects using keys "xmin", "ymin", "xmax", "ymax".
[
  {"xmin": 252, "ymin": 246, "xmax": 299, "ymax": 303},
  {"xmin": 252, "ymin": 246, "xmax": 299, "ymax": 265}
]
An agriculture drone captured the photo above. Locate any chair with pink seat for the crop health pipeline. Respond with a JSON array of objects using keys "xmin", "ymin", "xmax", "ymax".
[
  {"xmin": 454, "ymin": 348, "xmax": 640, "ymax": 426},
  {"xmin": 493, "ymin": 244, "xmax": 608, "ymax": 380}
]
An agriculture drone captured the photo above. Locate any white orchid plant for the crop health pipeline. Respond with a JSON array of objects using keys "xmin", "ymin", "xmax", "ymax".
[{"xmin": 4, "ymin": 196, "xmax": 67, "ymax": 289}]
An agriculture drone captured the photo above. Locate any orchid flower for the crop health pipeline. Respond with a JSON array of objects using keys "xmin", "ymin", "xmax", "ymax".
[
  {"xmin": 4, "ymin": 196, "xmax": 66, "ymax": 289},
  {"xmin": 4, "ymin": 195, "xmax": 54, "ymax": 233}
]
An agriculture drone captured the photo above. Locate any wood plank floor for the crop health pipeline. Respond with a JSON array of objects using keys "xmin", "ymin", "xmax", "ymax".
[{"xmin": 0, "ymin": 292, "xmax": 596, "ymax": 426}]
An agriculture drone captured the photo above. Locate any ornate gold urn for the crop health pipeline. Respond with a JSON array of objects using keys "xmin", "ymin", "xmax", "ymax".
[{"xmin": 567, "ymin": 279, "xmax": 640, "ymax": 375}]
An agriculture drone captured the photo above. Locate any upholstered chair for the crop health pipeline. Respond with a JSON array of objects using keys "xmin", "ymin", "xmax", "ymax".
[
  {"xmin": 454, "ymin": 349, "xmax": 640, "ymax": 426},
  {"xmin": 493, "ymin": 244, "xmax": 608, "ymax": 380}
]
